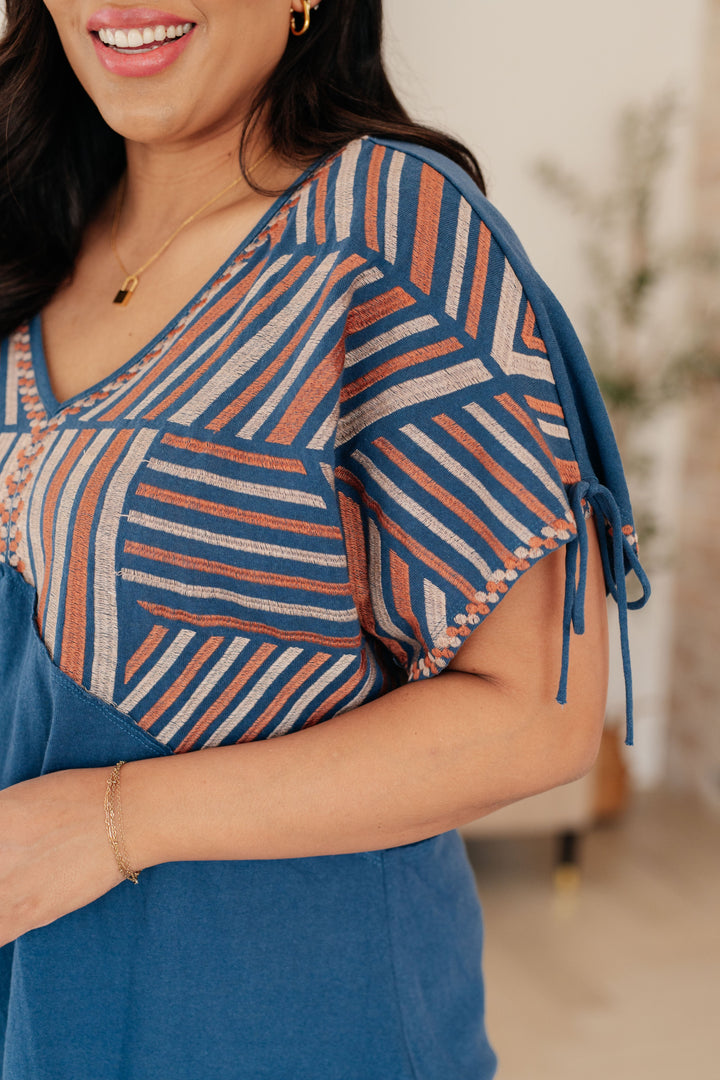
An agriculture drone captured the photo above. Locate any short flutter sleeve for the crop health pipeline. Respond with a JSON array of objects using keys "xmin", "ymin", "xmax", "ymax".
[{"xmin": 333, "ymin": 137, "xmax": 650, "ymax": 745}]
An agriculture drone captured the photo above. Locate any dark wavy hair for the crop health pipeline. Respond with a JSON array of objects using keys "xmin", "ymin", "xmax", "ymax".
[{"xmin": 0, "ymin": 0, "xmax": 485, "ymax": 339}]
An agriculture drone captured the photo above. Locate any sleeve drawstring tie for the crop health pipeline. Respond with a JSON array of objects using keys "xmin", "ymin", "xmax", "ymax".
[{"xmin": 556, "ymin": 479, "xmax": 652, "ymax": 747}]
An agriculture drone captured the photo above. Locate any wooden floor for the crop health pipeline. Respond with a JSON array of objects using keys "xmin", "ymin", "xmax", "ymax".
[{"xmin": 464, "ymin": 786, "xmax": 720, "ymax": 1080}]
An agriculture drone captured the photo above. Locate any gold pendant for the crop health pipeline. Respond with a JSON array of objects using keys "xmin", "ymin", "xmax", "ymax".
[{"xmin": 113, "ymin": 275, "xmax": 139, "ymax": 305}]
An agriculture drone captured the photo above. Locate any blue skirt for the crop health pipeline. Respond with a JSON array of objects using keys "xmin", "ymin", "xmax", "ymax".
[{"xmin": 0, "ymin": 565, "xmax": 498, "ymax": 1079}]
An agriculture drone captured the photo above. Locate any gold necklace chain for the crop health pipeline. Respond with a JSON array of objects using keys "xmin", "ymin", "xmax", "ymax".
[{"xmin": 110, "ymin": 145, "xmax": 274, "ymax": 305}]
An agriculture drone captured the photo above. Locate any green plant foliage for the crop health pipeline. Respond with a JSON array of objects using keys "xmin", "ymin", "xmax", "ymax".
[{"xmin": 533, "ymin": 91, "xmax": 720, "ymax": 416}]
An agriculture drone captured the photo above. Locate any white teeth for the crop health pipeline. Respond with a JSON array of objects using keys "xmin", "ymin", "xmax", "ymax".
[{"xmin": 96, "ymin": 23, "xmax": 194, "ymax": 47}]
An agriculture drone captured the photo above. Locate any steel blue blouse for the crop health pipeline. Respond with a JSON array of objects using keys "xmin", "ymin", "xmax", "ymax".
[{"xmin": 0, "ymin": 136, "xmax": 649, "ymax": 1079}]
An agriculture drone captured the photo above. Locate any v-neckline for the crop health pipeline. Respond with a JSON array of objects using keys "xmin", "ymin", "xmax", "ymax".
[{"xmin": 29, "ymin": 148, "xmax": 337, "ymax": 420}]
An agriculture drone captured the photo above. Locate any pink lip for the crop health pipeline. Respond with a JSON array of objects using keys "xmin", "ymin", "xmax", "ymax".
[
  {"xmin": 87, "ymin": 7, "xmax": 193, "ymax": 31},
  {"xmin": 90, "ymin": 23, "xmax": 195, "ymax": 77}
]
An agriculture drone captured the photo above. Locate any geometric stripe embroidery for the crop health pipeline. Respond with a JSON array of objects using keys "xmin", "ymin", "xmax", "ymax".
[{"xmin": 0, "ymin": 134, "xmax": 627, "ymax": 753}]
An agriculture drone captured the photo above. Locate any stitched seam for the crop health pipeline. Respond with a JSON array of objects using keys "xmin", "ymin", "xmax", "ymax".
[
  {"xmin": 379, "ymin": 849, "xmax": 422, "ymax": 1080},
  {"xmin": 27, "ymin": 607, "xmax": 171, "ymax": 758},
  {"xmin": 45, "ymin": 659, "xmax": 171, "ymax": 756}
]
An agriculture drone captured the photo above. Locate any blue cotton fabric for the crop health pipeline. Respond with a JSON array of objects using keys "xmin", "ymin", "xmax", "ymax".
[{"xmin": 0, "ymin": 135, "xmax": 649, "ymax": 1079}]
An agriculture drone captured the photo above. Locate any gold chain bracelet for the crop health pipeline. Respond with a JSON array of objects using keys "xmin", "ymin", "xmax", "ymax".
[{"xmin": 104, "ymin": 761, "xmax": 140, "ymax": 884}]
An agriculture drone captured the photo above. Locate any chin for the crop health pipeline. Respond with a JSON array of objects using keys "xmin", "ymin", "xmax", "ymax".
[{"xmin": 95, "ymin": 95, "xmax": 189, "ymax": 144}]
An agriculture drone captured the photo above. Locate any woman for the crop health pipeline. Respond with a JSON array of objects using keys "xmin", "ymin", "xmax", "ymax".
[{"xmin": 0, "ymin": 1, "xmax": 650, "ymax": 1077}]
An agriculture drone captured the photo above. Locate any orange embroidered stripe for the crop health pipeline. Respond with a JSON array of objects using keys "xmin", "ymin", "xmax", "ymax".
[
  {"xmin": 138, "ymin": 602, "xmax": 363, "ymax": 650},
  {"xmin": 160, "ymin": 432, "xmax": 306, "ymax": 473},
  {"xmin": 175, "ymin": 642, "xmax": 277, "ymax": 752},
  {"xmin": 389, "ymin": 549, "xmax": 432, "ymax": 671},
  {"xmin": 335, "ymin": 466, "xmax": 478, "ymax": 602},
  {"xmin": 238, "ymin": 652, "xmax": 331, "ymax": 741},
  {"xmin": 123, "ymin": 540, "xmax": 352, "ymax": 594},
  {"xmin": 373, "ymin": 435, "xmax": 518, "ymax": 565},
  {"xmin": 345, "ymin": 286, "xmax": 415, "ymax": 336},
  {"xmin": 37, "ymin": 429, "xmax": 96, "ymax": 635},
  {"xmin": 494, "ymin": 392, "xmax": 557, "ymax": 464},
  {"xmin": 97, "ymin": 256, "xmax": 270, "ymax": 423},
  {"xmin": 337, "ymin": 490, "xmax": 408, "ymax": 665},
  {"xmin": 432, "ymin": 414, "xmax": 566, "ymax": 529},
  {"xmin": 138, "ymin": 636, "xmax": 223, "ymax": 730},
  {"xmin": 521, "ymin": 302, "xmax": 547, "ymax": 353},
  {"xmin": 340, "ymin": 337, "xmax": 463, "ymax": 403},
  {"xmin": 60, "ymin": 430, "xmax": 134, "ymax": 683},
  {"xmin": 555, "ymin": 458, "xmax": 583, "ymax": 484},
  {"xmin": 465, "ymin": 222, "xmax": 491, "ymax": 339},
  {"xmin": 305, "ymin": 653, "xmax": 367, "ymax": 726},
  {"xmin": 142, "ymin": 256, "xmax": 316, "ymax": 421},
  {"xmin": 410, "ymin": 163, "xmax": 444, "ymax": 294},
  {"xmin": 314, "ymin": 164, "xmax": 328, "ymax": 244},
  {"xmin": 135, "ymin": 483, "xmax": 343, "ymax": 538},
  {"xmin": 523, "ymin": 395, "xmax": 565, "ymax": 418},
  {"xmin": 205, "ymin": 253, "xmax": 365, "ymax": 432},
  {"xmin": 124, "ymin": 624, "xmax": 169, "ymax": 684},
  {"xmin": 266, "ymin": 337, "xmax": 345, "ymax": 445}
]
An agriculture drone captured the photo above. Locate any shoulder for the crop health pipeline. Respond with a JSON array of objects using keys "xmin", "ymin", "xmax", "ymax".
[
  {"xmin": 290, "ymin": 136, "xmax": 628, "ymax": 492},
  {"xmin": 294, "ymin": 137, "xmax": 564, "ymax": 359},
  {"xmin": 324, "ymin": 138, "xmax": 573, "ymax": 396},
  {"xmin": 316, "ymin": 136, "xmax": 564, "ymax": 370},
  {"xmin": 324, "ymin": 137, "xmax": 626, "ymax": 493},
  {"xmin": 313, "ymin": 135, "xmax": 538, "ymax": 285}
]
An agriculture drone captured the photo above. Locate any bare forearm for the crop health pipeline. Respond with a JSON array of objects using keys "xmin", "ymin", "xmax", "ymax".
[{"xmin": 120, "ymin": 669, "xmax": 596, "ymax": 871}]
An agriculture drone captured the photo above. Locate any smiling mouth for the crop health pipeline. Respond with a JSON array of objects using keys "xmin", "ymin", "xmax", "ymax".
[{"xmin": 93, "ymin": 23, "xmax": 195, "ymax": 54}]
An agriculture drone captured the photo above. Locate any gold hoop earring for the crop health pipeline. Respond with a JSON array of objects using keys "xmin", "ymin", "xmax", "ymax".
[{"xmin": 290, "ymin": 0, "xmax": 312, "ymax": 36}]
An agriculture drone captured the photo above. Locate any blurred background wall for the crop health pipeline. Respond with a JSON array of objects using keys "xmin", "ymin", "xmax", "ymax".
[
  {"xmin": 385, "ymin": 0, "xmax": 715, "ymax": 801},
  {"xmin": 668, "ymin": 0, "xmax": 720, "ymax": 811}
]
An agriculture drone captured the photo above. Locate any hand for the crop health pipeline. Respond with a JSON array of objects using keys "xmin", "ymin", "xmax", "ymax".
[{"xmin": 0, "ymin": 767, "xmax": 129, "ymax": 948}]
